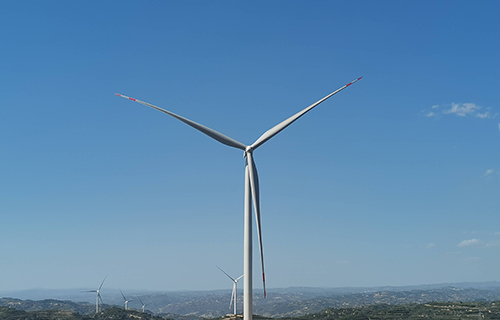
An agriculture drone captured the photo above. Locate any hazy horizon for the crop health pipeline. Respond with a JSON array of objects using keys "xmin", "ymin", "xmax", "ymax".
[{"xmin": 3, "ymin": 280, "xmax": 500, "ymax": 296}]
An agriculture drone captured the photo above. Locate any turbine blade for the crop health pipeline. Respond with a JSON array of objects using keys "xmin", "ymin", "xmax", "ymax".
[
  {"xmin": 116, "ymin": 94, "xmax": 247, "ymax": 151},
  {"xmin": 217, "ymin": 265, "xmax": 236, "ymax": 282},
  {"xmin": 235, "ymin": 275, "xmax": 244, "ymax": 281},
  {"xmin": 246, "ymin": 153, "xmax": 266, "ymax": 298},
  {"xmin": 120, "ymin": 289, "xmax": 127, "ymax": 301},
  {"xmin": 98, "ymin": 275, "xmax": 107, "ymax": 291},
  {"xmin": 82, "ymin": 290, "xmax": 97, "ymax": 293},
  {"xmin": 98, "ymin": 293, "xmax": 104, "ymax": 305},
  {"xmin": 250, "ymin": 77, "xmax": 362, "ymax": 151}
]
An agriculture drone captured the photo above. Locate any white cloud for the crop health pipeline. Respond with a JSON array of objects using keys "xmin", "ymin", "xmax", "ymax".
[
  {"xmin": 424, "ymin": 103, "xmax": 499, "ymax": 131},
  {"xmin": 427, "ymin": 243, "xmax": 436, "ymax": 248},
  {"xmin": 443, "ymin": 103, "xmax": 481, "ymax": 116},
  {"xmin": 424, "ymin": 102, "xmax": 492, "ymax": 119},
  {"xmin": 458, "ymin": 238, "xmax": 483, "ymax": 247},
  {"xmin": 484, "ymin": 169, "xmax": 494, "ymax": 177},
  {"xmin": 476, "ymin": 112, "xmax": 490, "ymax": 119}
]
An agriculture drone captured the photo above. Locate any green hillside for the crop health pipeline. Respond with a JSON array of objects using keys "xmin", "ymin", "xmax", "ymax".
[
  {"xmin": 0, "ymin": 306, "xmax": 165, "ymax": 320},
  {"xmin": 279, "ymin": 301, "xmax": 500, "ymax": 320},
  {"xmin": 2, "ymin": 302, "xmax": 500, "ymax": 320}
]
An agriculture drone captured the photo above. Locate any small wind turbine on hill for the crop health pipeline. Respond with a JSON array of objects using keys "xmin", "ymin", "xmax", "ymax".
[
  {"xmin": 82, "ymin": 276, "xmax": 107, "ymax": 314},
  {"xmin": 138, "ymin": 297, "xmax": 150, "ymax": 313},
  {"xmin": 116, "ymin": 76, "xmax": 361, "ymax": 320},
  {"xmin": 217, "ymin": 266, "xmax": 243, "ymax": 315},
  {"xmin": 120, "ymin": 289, "xmax": 132, "ymax": 310}
]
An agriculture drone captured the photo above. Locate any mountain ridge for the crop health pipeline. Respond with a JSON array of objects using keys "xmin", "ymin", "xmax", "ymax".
[
  {"xmin": 2, "ymin": 282, "xmax": 500, "ymax": 318},
  {"xmin": 3, "ymin": 281, "xmax": 499, "ymax": 301}
]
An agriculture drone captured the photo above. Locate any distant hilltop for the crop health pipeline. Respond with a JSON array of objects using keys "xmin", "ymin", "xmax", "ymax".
[{"xmin": 2, "ymin": 281, "xmax": 500, "ymax": 301}]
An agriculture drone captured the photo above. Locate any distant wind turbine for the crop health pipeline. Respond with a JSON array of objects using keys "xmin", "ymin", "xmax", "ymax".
[
  {"xmin": 217, "ymin": 266, "xmax": 243, "ymax": 315},
  {"xmin": 120, "ymin": 289, "xmax": 132, "ymax": 310},
  {"xmin": 82, "ymin": 276, "xmax": 107, "ymax": 314},
  {"xmin": 138, "ymin": 297, "xmax": 150, "ymax": 313},
  {"xmin": 116, "ymin": 76, "xmax": 361, "ymax": 320}
]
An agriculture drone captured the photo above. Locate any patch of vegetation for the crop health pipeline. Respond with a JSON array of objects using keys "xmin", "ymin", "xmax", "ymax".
[
  {"xmin": 278, "ymin": 301, "xmax": 500, "ymax": 320},
  {"xmin": 0, "ymin": 306, "xmax": 83, "ymax": 320},
  {"xmin": 0, "ymin": 306, "xmax": 167, "ymax": 320},
  {"xmin": 3, "ymin": 300, "xmax": 500, "ymax": 320}
]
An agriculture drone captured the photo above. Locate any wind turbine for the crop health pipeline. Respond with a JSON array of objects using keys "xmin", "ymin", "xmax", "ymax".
[
  {"xmin": 82, "ymin": 276, "xmax": 107, "ymax": 314},
  {"xmin": 217, "ymin": 266, "xmax": 243, "ymax": 315},
  {"xmin": 137, "ymin": 297, "xmax": 150, "ymax": 313},
  {"xmin": 120, "ymin": 289, "xmax": 132, "ymax": 310},
  {"xmin": 116, "ymin": 76, "xmax": 361, "ymax": 320}
]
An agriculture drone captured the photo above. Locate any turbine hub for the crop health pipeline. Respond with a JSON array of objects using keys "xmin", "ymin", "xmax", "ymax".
[{"xmin": 245, "ymin": 146, "xmax": 253, "ymax": 154}]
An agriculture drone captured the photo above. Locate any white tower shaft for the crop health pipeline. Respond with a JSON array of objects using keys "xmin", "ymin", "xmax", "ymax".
[{"xmin": 244, "ymin": 166, "xmax": 252, "ymax": 320}]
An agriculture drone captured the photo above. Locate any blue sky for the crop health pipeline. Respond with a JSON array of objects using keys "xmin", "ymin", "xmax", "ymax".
[{"xmin": 1, "ymin": 1, "xmax": 499, "ymax": 293}]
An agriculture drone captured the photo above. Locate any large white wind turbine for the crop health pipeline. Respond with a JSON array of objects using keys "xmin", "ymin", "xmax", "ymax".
[
  {"xmin": 116, "ymin": 76, "xmax": 361, "ymax": 320},
  {"xmin": 120, "ymin": 289, "xmax": 132, "ymax": 310},
  {"xmin": 217, "ymin": 266, "xmax": 243, "ymax": 315},
  {"xmin": 83, "ymin": 276, "xmax": 107, "ymax": 314}
]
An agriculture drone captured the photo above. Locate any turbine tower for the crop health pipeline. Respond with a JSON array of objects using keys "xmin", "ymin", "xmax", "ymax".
[
  {"xmin": 116, "ymin": 77, "xmax": 361, "ymax": 320},
  {"xmin": 217, "ymin": 266, "xmax": 243, "ymax": 315},
  {"xmin": 120, "ymin": 289, "xmax": 132, "ymax": 310},
  {"xmin": 83, "ymin": 276, "xmax": 107, "ymax": 314}
]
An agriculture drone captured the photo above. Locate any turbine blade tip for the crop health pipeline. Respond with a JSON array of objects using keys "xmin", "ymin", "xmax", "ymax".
[
  {"xmin": 346, "ymin": 77, "xmax": 363, "ymax": 87},
  {"xmin": 115, "ymin": 93, "xmax": 137, "ymax": 101},
  {"xmin": 263, "ymin": 272, "xmax": 267, "ymax": 298}
]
